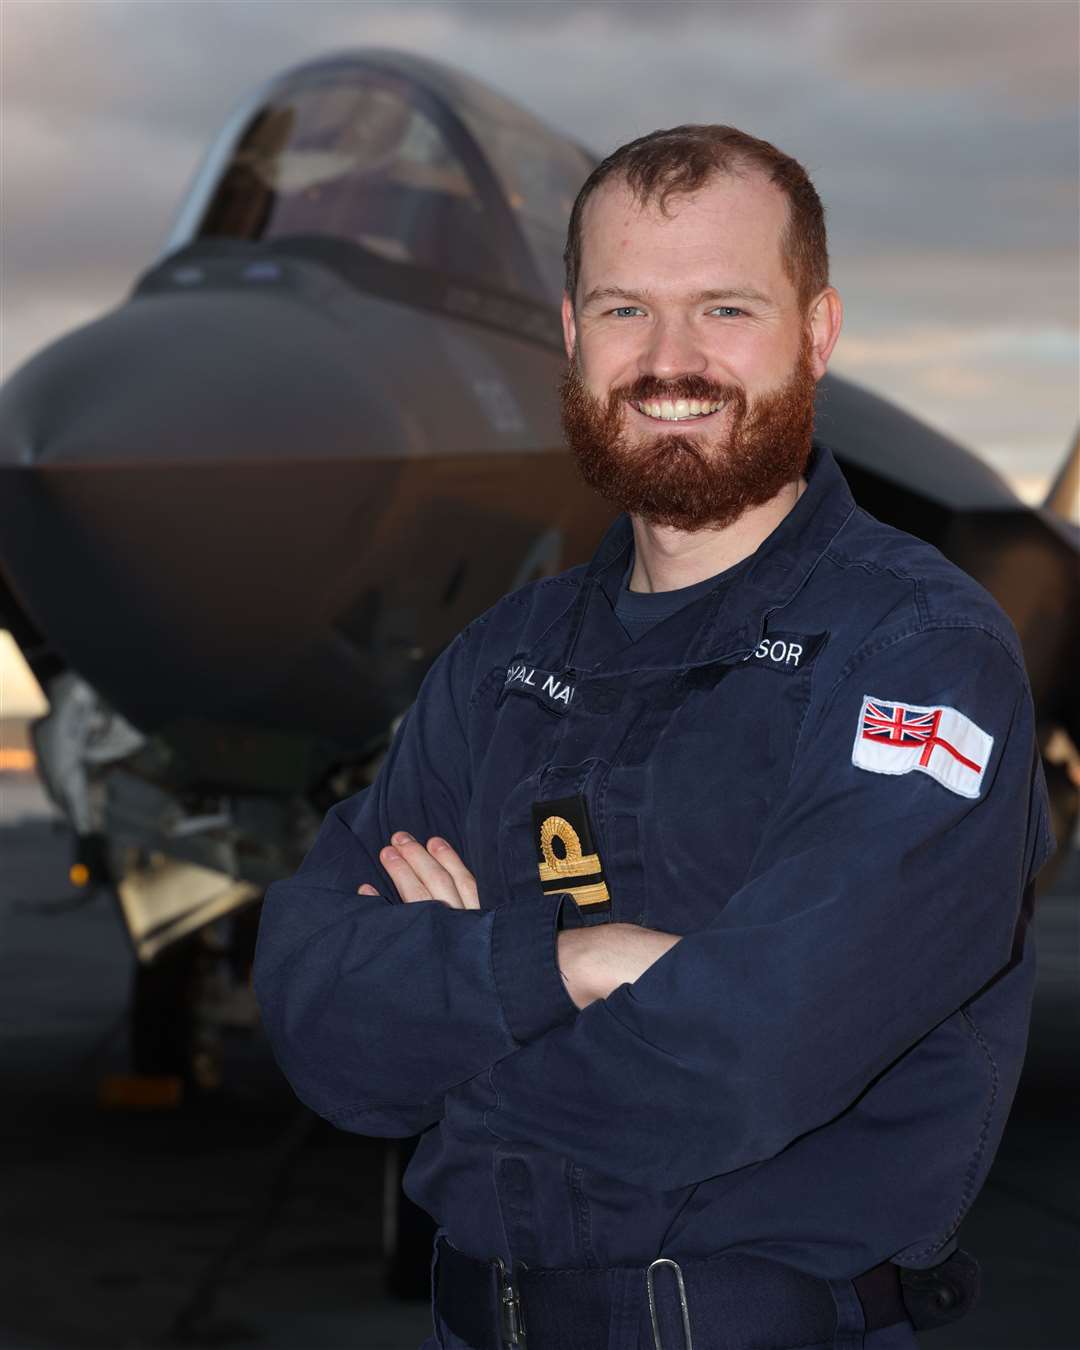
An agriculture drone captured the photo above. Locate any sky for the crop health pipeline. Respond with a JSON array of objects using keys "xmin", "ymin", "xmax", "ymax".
[{"xmin": 0, "ymin": 0, "xmax": 1078, "ymax": 715}]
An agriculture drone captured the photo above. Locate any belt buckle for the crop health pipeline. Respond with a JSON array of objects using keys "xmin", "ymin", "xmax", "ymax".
[
  {"xmin": 495, "ymin": 1256, "xmax": 526, "ymax": 1347},
  {"xmin": 646, "ymin": 1257, "xmax": 693, "ymax": 1350}
]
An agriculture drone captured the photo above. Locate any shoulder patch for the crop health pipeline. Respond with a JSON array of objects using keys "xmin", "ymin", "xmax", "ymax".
[{"xmin": 852, "ymin": 696, "xmax": 993, "ymax": 799}]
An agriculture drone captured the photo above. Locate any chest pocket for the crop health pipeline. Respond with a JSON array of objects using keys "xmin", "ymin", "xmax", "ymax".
[
  {"xmin": 621, "ymin": 645, "xmax": 821, "ymax": 932},
  {"xmin": 466, "ymin": 660, "xmax": 582, "ymax": 915}
]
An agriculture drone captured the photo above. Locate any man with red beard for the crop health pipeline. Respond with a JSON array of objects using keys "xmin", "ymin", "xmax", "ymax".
[{"xmin": 255, "ymin": 127, "xmax": 1051, "ymax": 1350}]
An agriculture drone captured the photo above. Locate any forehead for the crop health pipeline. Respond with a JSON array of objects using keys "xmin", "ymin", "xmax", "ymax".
[{"xmin": 577, "ymin": 170, "xmax": 792, "ymax": 297}]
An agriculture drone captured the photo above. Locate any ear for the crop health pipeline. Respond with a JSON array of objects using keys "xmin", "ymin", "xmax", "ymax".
[
  {"xmin": 807, "ymin": 287, "xmax": 843, "ymax": 380},
  {"xmin": 561, "ymin": 292, "xmax": 577, "ymax": 361}
]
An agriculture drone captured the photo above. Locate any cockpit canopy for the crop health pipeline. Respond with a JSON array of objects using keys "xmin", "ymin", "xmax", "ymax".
[{"xmin": 171, "ymin": 52, "xmax": 594, "ymax": 305}]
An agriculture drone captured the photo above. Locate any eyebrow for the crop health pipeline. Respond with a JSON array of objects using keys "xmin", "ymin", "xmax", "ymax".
[{"xmin": 580, "ymin": 285, "xmax": 773, "ymax": 308}]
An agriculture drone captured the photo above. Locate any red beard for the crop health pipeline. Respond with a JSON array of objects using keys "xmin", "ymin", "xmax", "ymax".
[{"xmin": 559, "ymin": 338, "xmax": 817, "ymax": 532}]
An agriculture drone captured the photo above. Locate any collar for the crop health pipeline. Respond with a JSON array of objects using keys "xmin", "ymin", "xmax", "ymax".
[{"xmin": 532, "ymin": 443, "xmax": 856, "ymax": 678}]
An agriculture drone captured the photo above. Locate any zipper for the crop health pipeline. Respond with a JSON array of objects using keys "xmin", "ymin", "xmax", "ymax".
[{"xmin": 496, "ymin": 1257, "xmax": 526, "ymax": 1346}]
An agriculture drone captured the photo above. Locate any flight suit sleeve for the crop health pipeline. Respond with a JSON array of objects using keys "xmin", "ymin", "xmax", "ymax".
[
  {"xmin": 253, "ymin": 625, "xmax": 578, "ymax": 1138},
  {"xmin": 454, "ymin": 624, "xmax": 1056, "ymax": 1189}
]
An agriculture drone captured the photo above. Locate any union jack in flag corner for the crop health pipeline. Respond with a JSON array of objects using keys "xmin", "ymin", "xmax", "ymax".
[{"xmin": 851, "ymin": 695, "xmax": 994, "ymax": 798}]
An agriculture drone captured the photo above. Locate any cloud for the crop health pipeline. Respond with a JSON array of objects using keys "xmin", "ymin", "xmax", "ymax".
[
  {"xmin": 833, "ymin": 0, "xmax": 1079, "ymax": 108},
  {"xmin": 1, "ymin": 0, "xmax": 1075, "ymax": 486},
  {"xmin": 834, "ymin": 246, "xmax": 1079, "ymax": 331},
  {"xmin": 2, "ymin": 105, "xmax": 197, "ymax": 280},
  {"xmin": 830, "ymin": 317, "xmax": 1079, "ymax": 487},
  {"xmin": 836, "ymin": 322, "xmax": 1078, "ymax": 371}
]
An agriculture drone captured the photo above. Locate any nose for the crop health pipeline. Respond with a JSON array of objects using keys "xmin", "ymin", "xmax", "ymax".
[{"xmin": 638, "ymin": 314, "xmax": 709, "ymax": 382}]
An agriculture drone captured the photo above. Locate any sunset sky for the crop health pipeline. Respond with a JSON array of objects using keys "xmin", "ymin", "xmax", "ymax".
[{"xmin": 1, "ymin": 0, "xmax": 1078, "ymax": 717}]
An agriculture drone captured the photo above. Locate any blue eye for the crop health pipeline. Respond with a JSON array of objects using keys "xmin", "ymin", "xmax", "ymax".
[
  {"xmin": 611, "ymin": 306, "xmax": 644, "ymax": 318},
  {"xmin": 711, "ymin": 306, "xmax": 744, "ymax": 318}
]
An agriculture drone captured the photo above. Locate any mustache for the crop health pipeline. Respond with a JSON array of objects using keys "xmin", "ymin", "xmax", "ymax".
[{"xmin": 609, "ymin": 374, "xmax": 746, "ymax": 406}]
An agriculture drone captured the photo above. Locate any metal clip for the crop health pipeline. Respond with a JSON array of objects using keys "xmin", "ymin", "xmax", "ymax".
[
  {"xmin": 647, "ymin": 1257, "xmax": 693, "ymax": 1350},
  {"xmin": 496, "ymin": 1257, "xmax": 527, "ymax": 1346}
]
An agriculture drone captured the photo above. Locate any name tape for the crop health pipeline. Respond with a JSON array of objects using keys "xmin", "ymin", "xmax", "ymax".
[
  {"xmin": 742, "ymin": 630, "xmax": 826, "ymax": 673},
  {"xmin": 504, "ymin": 663, "xmax": 576, "ymax": 711}
]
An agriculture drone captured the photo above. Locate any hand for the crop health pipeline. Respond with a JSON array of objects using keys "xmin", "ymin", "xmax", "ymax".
[
  {"xmin": 557, "ymin": 923, "xmax": 681, "ymax": 1009},
  {"xmin": 357, "ymin": 832, "xmax": 480, "ymax": 910}
]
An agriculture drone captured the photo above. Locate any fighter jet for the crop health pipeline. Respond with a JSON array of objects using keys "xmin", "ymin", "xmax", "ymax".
[{"xmin": 1, "ymin": 50, "xmax": 1077, "ymax": 1086}]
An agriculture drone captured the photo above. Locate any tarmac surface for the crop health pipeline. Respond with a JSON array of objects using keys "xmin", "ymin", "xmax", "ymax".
[{"xmin": 1, "ymin": 775, "xmax": 1076, "ymax": 1350}]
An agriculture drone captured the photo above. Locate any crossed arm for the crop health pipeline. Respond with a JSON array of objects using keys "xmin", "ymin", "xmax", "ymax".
[
  {"xmin": 357, "ymin": 831, "xmax": 681, "ymax": 1009},
  {"xmin": 256, "ymin": 622, "xmax": 1047, "ymax": 1186}
]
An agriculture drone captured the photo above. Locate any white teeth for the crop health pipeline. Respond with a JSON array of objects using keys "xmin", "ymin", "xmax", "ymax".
[{"xmin": 634, "ymin": 398, "xmax": 724, "ymax": 421}]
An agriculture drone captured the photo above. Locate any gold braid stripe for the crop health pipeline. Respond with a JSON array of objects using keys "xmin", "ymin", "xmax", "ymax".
[{"xmin": 561, "ymin": 881, "xmax": 611, "ymax": 907}]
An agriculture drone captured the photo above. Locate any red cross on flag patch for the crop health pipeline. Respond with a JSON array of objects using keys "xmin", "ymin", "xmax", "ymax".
[{"xmin": 852, "ymin": 696, "xmax": 994, "ymax": 798}]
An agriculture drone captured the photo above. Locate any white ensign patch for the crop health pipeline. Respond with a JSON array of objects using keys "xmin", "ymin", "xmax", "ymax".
[{"xmin": 851, "ymin": 696, "xmax": 993, "ymax": 798}]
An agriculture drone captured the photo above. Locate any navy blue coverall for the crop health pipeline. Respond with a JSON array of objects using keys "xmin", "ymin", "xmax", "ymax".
[{"xmin": 254, "ymin": 445, "xmax": 1054, "ymax": 1349}]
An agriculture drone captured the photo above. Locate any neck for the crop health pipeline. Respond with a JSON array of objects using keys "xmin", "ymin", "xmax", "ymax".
[{"xmin": 628, "ymin": 476, "xmax": 807, "ymax": 593}]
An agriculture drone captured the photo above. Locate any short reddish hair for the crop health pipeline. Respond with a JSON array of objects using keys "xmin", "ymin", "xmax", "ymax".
[{"xmin": 564, "ymin": 124, "xmax": 828, "ymax": 309}]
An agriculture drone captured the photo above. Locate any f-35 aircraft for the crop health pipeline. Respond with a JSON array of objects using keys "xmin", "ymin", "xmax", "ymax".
[{"xmin": 1, "ymin": 50, "xmax": 1077, "ymax": 1088}]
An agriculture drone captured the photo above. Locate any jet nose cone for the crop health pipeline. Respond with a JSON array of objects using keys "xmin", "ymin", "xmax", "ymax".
[{"xmin": 0, "ymin": 267, "xmax": 413, "ymax": 737}]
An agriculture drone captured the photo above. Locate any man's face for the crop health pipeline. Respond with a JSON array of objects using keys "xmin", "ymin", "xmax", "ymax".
[{"xmin": 560, "ymin": 171, "xmax": 839, "ymax": 532}]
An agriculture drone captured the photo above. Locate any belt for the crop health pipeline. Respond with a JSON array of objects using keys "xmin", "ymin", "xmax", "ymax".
[{"xmin": 433, "ymin": 1237, "xmax": 910, "ymax": 1350}]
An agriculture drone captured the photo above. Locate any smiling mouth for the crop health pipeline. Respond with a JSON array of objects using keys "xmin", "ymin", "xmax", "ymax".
[{"xmin": 630, "ymin": 398, "xmax": 725, "ymax": 422}]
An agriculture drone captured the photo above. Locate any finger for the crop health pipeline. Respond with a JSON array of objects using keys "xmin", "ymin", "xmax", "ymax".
[
  {"xmin": 388, "ymin": 833, "xmax": 466, "ymax": 908},
  {"xmin": 357, "ymin": 883, "xmax": 380, "ymax": 896},
  {"xmin": 381, "ymin": 840, "xmax": 463, "ymax": 908},
  {"xmin": 427, "ymin": 837, "xmax": 480, "ymax": 910},
  {"xmin": 379, "ymin": 845, "xmax": 438, "ymax": 904}
]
